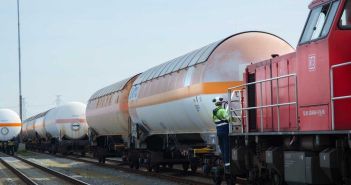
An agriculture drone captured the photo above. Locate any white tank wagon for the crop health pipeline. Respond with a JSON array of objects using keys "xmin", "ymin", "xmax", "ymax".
[
  {"xmin": 23, "ymin": 102, "xmax": 89, "ymax": 154},
  {"xmin": 22, "ymin": 111, "xmax": 48, "ymax": 142},
  {"xmin": 45, "ymin": 102, "xmax": 88, "ymax": 140},
  {"xmin": 86, "ymin": 76, "xmax": 138, "ymax": 160},
  {"xmin": 0, "ymin": 109, "xmax": 21, "ymax": 154},
  {"xmin": 124, "ymin": 31, "xmax": 295, "ymax": 170}
]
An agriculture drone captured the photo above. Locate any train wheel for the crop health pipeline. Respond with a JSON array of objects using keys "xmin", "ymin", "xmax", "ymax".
[
  {"xmin": 134, "ymin": 160, "xmax": 140, "ymax": 169},
  {"xmin": 129, "ymin": 161, "xmax": 134, "ymax": 168},
  {"xmin": 225, "ymin": 174, "xmax": 236, "ymax": 185},
  {"xmin": 146, "ymin": 163, "xmax": 152, "ymax": 172},
  {"xmin": 212, "ymin": 176, "xmax": 222, "ymax": 185},
  {"xmin": 203, "ymin": 164, "xmax": 210, "ymax": 175},
  {"xmin": 191, "ymin": 163, "xmax": 198, "ymax": 173},
  {"xmin": 182, "ymin": 163, "xmax": 189, "ymax": 172},
  {"xmin": 153, "ymin": 165, "xmax": 160, "ymax": 172},
  {"xmin": 10, "ymin": 146, "xmax": 14, "ymax": 156},
  {"xmin": 271, "ymin": 169, "xmax": 283, "ymax": 185}
]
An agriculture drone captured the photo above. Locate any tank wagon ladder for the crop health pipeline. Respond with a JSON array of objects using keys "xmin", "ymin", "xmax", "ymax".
[
  {"xmin": 330, "ymin": 61, "xmax": 351, "ymax": 131},
  {"xmin": 228, "ymin": 73, "xmax": 299, "ymax": 133}
]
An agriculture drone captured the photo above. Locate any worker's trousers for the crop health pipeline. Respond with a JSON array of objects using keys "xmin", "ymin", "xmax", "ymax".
[{"xmin": 216, "ymin": 122, "xmax": 230, "ymax": 166}]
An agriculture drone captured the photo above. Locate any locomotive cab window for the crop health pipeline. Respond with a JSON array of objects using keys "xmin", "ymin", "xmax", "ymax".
[
  {"xmin": 300, "ymin": 1, "xmax": 340, "ymax": 44},
  {"xmin": 340, "ymin": 0, "xmax": 351, "ymax": 29}
]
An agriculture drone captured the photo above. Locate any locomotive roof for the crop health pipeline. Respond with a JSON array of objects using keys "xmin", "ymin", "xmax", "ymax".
[{"xmin": 89, "ymin": 77, "xmax": 132, "ymax": 100}]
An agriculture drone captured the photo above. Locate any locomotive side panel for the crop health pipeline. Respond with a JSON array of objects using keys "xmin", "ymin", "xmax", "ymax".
[
  {"xmin": 247, "ymin": 53, "xmax": 297, "ymax": 132},
  {"xmin": 271, "ymin": 54, "xmax": 297, "ymax": 131},
  {"xmin": 330, "ymin": 0, "xmax": 351, "ymax": 130}
]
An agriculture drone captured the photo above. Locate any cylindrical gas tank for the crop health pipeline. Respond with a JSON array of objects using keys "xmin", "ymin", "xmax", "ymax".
[
  {"xmin": 86, "ymin": 76, "xmax": 138, "ymax": 137},
  {"xmin": 128, "ymin": 31, "xmax": 295, "ymax": 135},
  {"xmin": 22, "ymin": 112, "xmax": 47, "ymax": 141},
  {"xmin": 34, "ymin": 116, "xmax": 46, "ymax": 139},
  {"xmin": 0, "ymin": 109, "xmax": 21, "ymax": 142},
  {"xmin": 45, "ymin": 102, "xmax": 88, "ymax": 140}
]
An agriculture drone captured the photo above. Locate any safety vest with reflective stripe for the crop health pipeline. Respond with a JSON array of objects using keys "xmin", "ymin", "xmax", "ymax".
[{"xmin": 212, "ymin": 106, "xmax": 229, "ymax": 123}]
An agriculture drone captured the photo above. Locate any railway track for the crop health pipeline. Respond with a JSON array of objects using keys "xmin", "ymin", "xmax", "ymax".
[
  {"xmin": 0, "ymin": 152, "xmax": 89, "ymax": 185},
  {"xmin": 72, "ymin": 154, "xmax": 247, "ymax": 185},
  {"xmin": 103, "ymin": 157, "xmax": 247, "ymax": 185},
  {"xmin": 28, "ymin": 151, "xmax": 214, "ymax": 185}
]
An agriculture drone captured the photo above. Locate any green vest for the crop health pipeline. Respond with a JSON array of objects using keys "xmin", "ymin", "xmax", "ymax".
[{"xmin": 213, "ymin": 106, "xmax": 229, "ymax": 122}]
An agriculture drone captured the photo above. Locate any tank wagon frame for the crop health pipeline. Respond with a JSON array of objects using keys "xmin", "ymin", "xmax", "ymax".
[{"xmin": 226, "ymin": 0, "xmax": 351, "ymax": 184}]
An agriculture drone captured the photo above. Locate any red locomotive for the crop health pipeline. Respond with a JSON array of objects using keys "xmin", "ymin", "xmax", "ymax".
[{"xmin": 228, "ymin": 0, "xmax": 351, "ymax": 184}]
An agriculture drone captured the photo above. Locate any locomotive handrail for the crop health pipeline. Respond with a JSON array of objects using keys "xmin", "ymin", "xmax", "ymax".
[
  {"xmin": 228, "ymin": 73, "xmax": 298, "ymax": 134},
  {"xmin": 330, "ymin": 61, "xmax": 351, "ymax": 131},
  {"xmin": 227, "ymin": 73, "xmax": 296, "ymax": 91}
]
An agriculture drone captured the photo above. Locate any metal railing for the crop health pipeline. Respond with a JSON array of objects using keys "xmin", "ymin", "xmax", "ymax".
[
  {"xmin": 228, "ymin": 73, "xmax": 298, "ymax": 133},
  {"xmin": 330, "ymin": 61, "xmax": 351, "ymax": 130}
]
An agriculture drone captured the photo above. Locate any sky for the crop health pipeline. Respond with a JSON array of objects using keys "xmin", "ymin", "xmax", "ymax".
[{"xmin": 0, "ymin": 0, "xmax": 311, "ymax": 119}]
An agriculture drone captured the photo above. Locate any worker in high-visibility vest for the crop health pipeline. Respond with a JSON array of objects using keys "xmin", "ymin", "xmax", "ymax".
[{"xmin": 212, "ymin": 97, "xmax": 230, "ymax": 168}]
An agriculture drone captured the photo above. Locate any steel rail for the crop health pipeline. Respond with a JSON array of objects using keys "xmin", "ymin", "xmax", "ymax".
[
  {"xmin": 31, "ymin": 151, "xmax": 213, "ymax": 185},
  {"xmin": 61, "ymin": 155, "xmax": 213, "ymax": 185},
  {"xmin": 0, "ymin": 152, "xmax": 89, "ymax": 185},
  {"xmin": 0, "ymin": 156, "xmax": 38, "ymax": 185},
  {"xmin": 13, "ymin": 155, "xmax": 90, "ymax": 185},
  {"xmin": 30, "ymin": 150, "xmax": 248, "ymax": 185}
]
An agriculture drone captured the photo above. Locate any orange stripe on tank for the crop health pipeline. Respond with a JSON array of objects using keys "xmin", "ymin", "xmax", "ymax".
[
  {"xmin": 56, "ymin": 119, "xmax": 86, "ymax": 124},
  {"xmin": 130, "ymin": 81, "xmax": 242, "ymax": 108},
  {"xmin": 0, "ymin": 123, "xmax": 22, "ymax": 127}
]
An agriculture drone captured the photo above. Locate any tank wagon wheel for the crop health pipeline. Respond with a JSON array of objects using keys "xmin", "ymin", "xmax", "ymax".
[
  {"xmin": 190, "ymin": 158, "xmax": 199, "ymax": 173},
  {"xmin": 161, "ymin": 164, "xmax": 166, "ymax": 169},
  {"xmin": 182, "ymin": 163, "xmax": 189, "ymax": 172},
  {"xmin": 129, "ymin": 160, "xmax": 134, "ymax": 169},
  {"xmin": 202, "ymin": 163, "xmax": 211, "ymax": 175},
  {"xmin": 212, "ymin": 175, "xmax": 222, "ymax": 185},
  {"xmin": 225, "ymin": 174, "xmax": 236, "ymax": 185},
  {"xmin": 98, "ymin": 155, "xmax": 106, "ymax": 164},
  {"xmin": 146, "ymin": 162, "xmax": 152, "ymax": 172},
  {"xmin": 167, "ymin": 163, "xmax": 173, "ymax": 169},
  {"xmin": 128, "ymin": 158, "xmax": 140, "ymax": 169},
  {"xmin": 50, "ymin": 145, "xmax": 56, "ymax": 154},
  {"xmin": 134, "ymin": 161, "xmax": 140, "ymax": 169},
  {"xmin": 190, "ymin": 163, "xmax": 198, "ymax": 173},
  {"xmin": 128, "ymin": 152, "xmax": 140, "ymax": 169},
  {"xmin": 152, "ymin": 164, "xmax": 160, "ymax": 172},
  {"xmin": 270, "ymin": 169, "xmax": 283, "ymax": 185}
]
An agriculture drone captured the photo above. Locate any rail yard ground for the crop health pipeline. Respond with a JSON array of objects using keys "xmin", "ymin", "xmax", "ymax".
[{"xmin": 0, "ymin": 150, "xmax": 223, "ymax": 185}]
